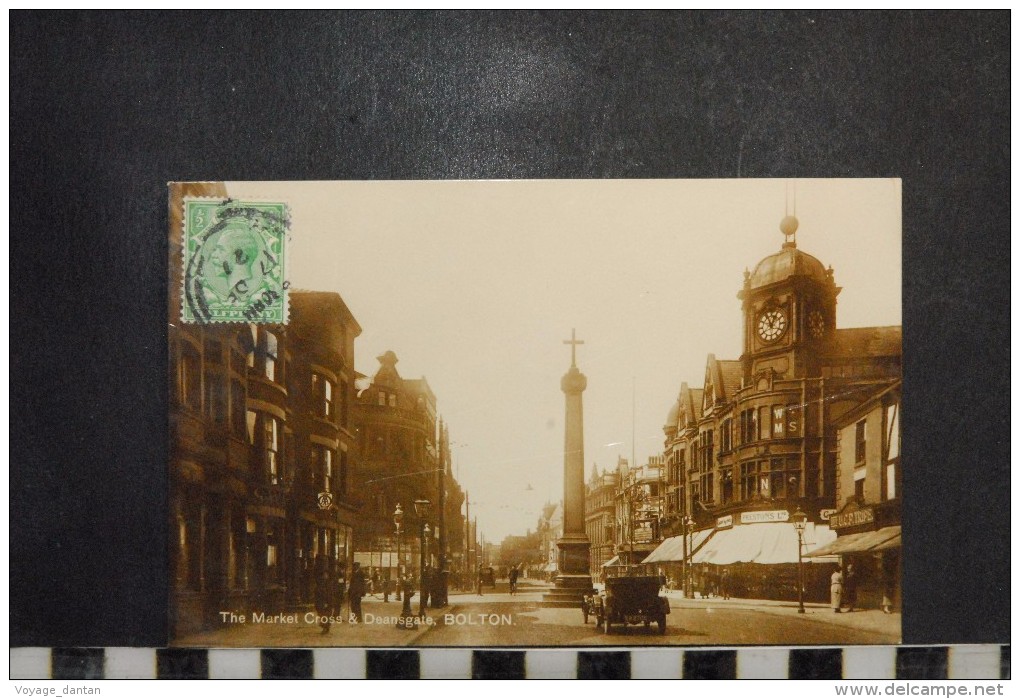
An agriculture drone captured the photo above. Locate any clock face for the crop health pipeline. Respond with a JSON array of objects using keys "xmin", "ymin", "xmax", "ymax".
[
  {"xmin": 757, "ymin": 309, "xmax": 788, "ymax": 343},
  {"xmin": 808, "ymin": 310, "xmax": 826, "ymax": 339}
]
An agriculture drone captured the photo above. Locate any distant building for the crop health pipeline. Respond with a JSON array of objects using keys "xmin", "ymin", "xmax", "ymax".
[
  {"xmin": 350, "ymin": 350, "xmax": 465, "ymax": 584},
  {"xmin": 584, "ymin": 465, "xmax": 619, "ymax": 578},
  {"xmin": 438, "ymin": 420, "xmax": 466, "ymax": 585},
  {"xmin": 612, "ymin": 456, "xmax": 664, "ymax": 567}
]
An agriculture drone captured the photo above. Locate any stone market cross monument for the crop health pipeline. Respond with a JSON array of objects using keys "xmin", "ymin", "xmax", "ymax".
[{"xmin": 543, "ymin": 329, "xmax": 595, "ymax": 607}]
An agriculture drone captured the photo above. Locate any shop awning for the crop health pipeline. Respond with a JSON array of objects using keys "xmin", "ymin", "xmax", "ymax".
[
  {"xmin": 691, "ymin": 529, "xmax": 714, "ymax": 555},
  {"xmin": 602, "ymin": 555, "xmax": 622, "ymax": 567},
  {"xmin": 643, "ymin": 536, "xmax": 684, "ymax": 563},
  {"xmin": 872, "ymin": 530, "xmax": 901, "ymax": 551},
  {"xmin": 692, "ymin": 522, "xmax": 836, "ymax": 565},
  {"xmin": 642, "ymin": 529, "xmax": 716, "ymax": 563},
  {"xmin": 805, "ymin": 526, "xmax": 901, "ymax": 557}
]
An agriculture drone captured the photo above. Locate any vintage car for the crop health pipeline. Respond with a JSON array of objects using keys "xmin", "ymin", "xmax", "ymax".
[
  {"xmin": 480, "ymin": 566, "xmax": 496, "ymax": 588},
  {"xmin": 582, "ymin": 575, "xmax": 669, "ymax": 634}
]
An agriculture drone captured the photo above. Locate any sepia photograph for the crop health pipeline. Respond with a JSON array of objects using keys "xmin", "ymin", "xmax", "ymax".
[{"xmin": 168, "ymin": 178, "xmax": 902, "ymax": 648}]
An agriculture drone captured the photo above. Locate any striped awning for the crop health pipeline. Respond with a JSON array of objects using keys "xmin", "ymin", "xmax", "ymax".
[
  {"xmin": 642, "ymin": 529, "xmax": 715, "ymax": 563},
  {"xmin": 693, "ymin": 522, "xmax": 837, "ymax": 565}
]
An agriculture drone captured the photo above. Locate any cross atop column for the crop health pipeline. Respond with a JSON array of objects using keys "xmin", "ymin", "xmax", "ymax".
[{"xmin": 563, "ymin": 328, "xmax": 584, "ymax": 367}]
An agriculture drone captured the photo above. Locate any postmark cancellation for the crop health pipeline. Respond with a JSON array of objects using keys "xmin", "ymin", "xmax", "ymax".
[{"xmin": 181, "ymin": 198, "xmax": 289, "ymax": 324}]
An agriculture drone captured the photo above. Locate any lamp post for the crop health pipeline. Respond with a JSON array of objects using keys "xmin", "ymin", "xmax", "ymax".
[
  {"xmin": 792, "ymin": 507, "xmax": 807, "ymax": 614},
  {"xmin": 683, "ymin": 514, "xmax": 695, "ymax": 598},
  {"xmin": 414, "ymin": 499, "xmax": 431, "ymax": 619},
  {"xmin": 393, "ymin": 504, "xmax": 403, "ymax": 602}
]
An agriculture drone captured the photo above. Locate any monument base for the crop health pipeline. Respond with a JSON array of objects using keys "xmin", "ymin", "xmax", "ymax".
[
  {"xmin": 542, "ymin": 537, "xmax": 594, "ymax": 607},
  {"xmin": 542, "ymin": 574, "xmax": 595, "ymax": 608}
]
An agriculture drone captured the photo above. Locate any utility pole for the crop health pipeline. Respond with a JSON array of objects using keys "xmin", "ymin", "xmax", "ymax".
[{"xmin": 631, "ymin": 376, "xmax": 636, "ymax": 483}]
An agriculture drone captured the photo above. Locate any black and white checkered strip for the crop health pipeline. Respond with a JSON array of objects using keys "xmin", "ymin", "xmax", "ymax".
[{"xmin": 10, "ymin": 646, "xmax": 1009, "ymax": 679}]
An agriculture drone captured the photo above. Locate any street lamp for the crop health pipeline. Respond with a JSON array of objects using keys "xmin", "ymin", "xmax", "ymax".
[
  {"xmin": 393, "ymin": 504, "xmax": 403, "ymax": 602},
  {"xmin": 792, "ymin": 507, "xmax": 807, "ymax": 614},
  {"xmin": 414, "ymin": 499, "xmax": 431, "ymax": 618},
  {"xmin": 683, "ymin": 514, "xmax": 695, "ymax": 599}
]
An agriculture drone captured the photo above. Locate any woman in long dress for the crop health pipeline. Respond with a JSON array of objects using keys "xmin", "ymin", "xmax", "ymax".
[{"xmin": 830, "ymin": 567, "xmax": 844, "ymax": 613}]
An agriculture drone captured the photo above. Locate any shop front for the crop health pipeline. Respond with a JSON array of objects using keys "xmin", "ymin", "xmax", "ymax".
[{"xmin": 805, "ymin": 499, "xmax": 900, "ymax": 611}]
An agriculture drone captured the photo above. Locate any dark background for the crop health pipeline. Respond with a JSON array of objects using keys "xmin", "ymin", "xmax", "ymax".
[{"xmin": 10, "ymin": 11, "xmax": 1009, "ymax": 646}]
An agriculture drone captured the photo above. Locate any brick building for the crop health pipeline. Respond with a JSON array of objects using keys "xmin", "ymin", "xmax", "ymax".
[
  {"xmin": 168, "ymin": 183, "xmax": 362, "ymax": 636},
  {"xmin": 807, "ymin": 379, "xmax": 901, "ymax": 611},
  {"xmin": 652, "ymin": 216, "xmax": 902, "ymax": 602},
  {"xmin": 613, "ymin": 457, "xmax": 665, "ymax": 568},
  {"xmin": 350, "ymin": 351, "xmax": 465, "ymax": 588},
  {"xmin": 584, "ymin": 465, "xmax": 619, "ymax": 579}
]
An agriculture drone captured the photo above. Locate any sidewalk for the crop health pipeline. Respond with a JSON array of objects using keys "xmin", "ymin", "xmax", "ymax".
[{"xmin": 664, "ymin": 591, "xmax": 902, "ymax": 640}]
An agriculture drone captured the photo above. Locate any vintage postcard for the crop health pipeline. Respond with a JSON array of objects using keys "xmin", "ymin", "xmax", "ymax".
[{"xmin": 168, "ymin": 179, "xmax": 902, "ymax": 648}]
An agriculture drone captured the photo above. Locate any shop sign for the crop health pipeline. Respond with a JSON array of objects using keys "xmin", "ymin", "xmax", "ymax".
[
  {"xmin": 830, "ymin": 507, "xmax": 875, "ymax": 530},
  {"xmin": 740, "ymin": 510, "xmax": 789, "ymax": 524},
  {"xmin": 715, "ymin": 515, "xmax": 733, "ymax": 529},
  {"xmin": 317, "ymin": 492, "xmax": 334, "ymax": 510},
  {"xmin": 819, "ymin": 508, "xmax": 837, "ymax": 521}
]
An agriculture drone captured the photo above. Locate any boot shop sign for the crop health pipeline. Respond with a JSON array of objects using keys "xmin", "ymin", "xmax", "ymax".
[{"xmin": 830, "ymin": 506, "xmax": 876, "ymax": 530}]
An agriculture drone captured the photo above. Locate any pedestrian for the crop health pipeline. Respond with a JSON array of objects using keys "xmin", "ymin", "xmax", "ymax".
[
  {"xmin": 314, "ymin": 565, "xmax": 333, "ymax": 634},
  {"xmin": 881, "ymin": 554, "xmax": 896, "ymax": 614},
  {"xmin": 720, "ymin": 568, "xmax": 731, "ymax": 600},
  {"xmin": 881, "ymin": 579, "xmax": 895, "ymax": 614},
  {"xmin": 477, "ymin": 566, "xmax": 484, "ymax": 596},
  {"xmin": 843, "ymin": 562, "xmax": 857, "ymax": 612},
  {"xmin": 336, "ymin": 570, "xmax": 346, "ymax": 617},
  {"xmin": 349, "ymin": 562, "xmax": 367, "ymax": 622},
  {"xmin": 371, "ymin": 569, "xmax": 381, "ymax": 597},
  {"xmin": 830, "ymin": 566, "xmax": 844, "ymax": 613},
  {"xmin": 509, "ymin": 565, "xmax": 519, "ymax": 595}
]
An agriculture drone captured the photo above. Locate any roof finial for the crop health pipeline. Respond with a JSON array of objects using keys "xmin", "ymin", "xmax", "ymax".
[
  {"xmin": 781, "ymin": 181, "xmax": 799, "ymax": 248},
  {"xmin": 780, "ymin": 213, "xmax": 799, "ymax": 247}
]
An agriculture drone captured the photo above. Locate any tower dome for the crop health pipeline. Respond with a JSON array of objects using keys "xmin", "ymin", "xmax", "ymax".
[
  {"xmin": 748, "ymin": 245, "xmax": 828, "ymax": 289},
  {"xmin": 747, "ymin": 216, "xmax": 829, "ymax": 289}
]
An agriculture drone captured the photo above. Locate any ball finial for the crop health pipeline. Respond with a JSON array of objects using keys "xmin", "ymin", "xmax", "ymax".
[{"xmin": 780, "ymin": 215, "xmax": 799, "ymax": 237}]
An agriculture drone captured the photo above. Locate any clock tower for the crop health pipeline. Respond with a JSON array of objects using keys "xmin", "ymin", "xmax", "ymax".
[{"xmin": 738, "ymin": 215, "xmax": 841, "ymax": 386}]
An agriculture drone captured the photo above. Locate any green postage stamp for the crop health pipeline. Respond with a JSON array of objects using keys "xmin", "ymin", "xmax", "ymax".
[{"xmin": 181, "ymin": 199, "xmax": 289, "ymax": 324}]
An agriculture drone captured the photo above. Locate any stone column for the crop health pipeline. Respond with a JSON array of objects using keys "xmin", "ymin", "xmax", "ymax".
[
  {"xmin": 543, "ymin": 331, "xmax": 594, "ymax": 607},
  {"xmin": 558, "ymin": 364, "xmax": 589, "ymax": 573}
]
